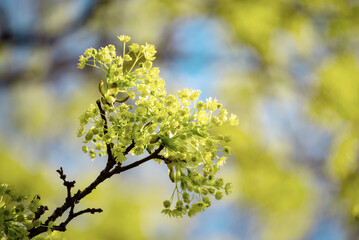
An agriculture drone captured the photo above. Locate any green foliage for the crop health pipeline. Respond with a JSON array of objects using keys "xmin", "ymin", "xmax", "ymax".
[
  {"xmin": 77, "ymin": 36, "xmax": 237, "ymax": 217},
  {"xmin": 0, "ymin": 184, "xmax": 41, "ymax": 240}
]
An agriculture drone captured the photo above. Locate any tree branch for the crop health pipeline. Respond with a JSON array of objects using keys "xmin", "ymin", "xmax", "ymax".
[
  {"xmin": 116, "ymin": 145, "xmax": 165, "ymax": 173},
  {"xmin": 28, "ymin": 140, "xmax": 160, "ymax": 239},
  {"xmin": 28, "ymin": 99, "xmax": 165, "ymax": 239},
  {"xmin": 154, "ymin": 155, "xmax": 172, "ymax": 164},
  {"xmin": 32, "ymin": 195, "xmax": 48, "ymax": 221},
  {"xmin": 96, "ymin": 100, "xmax": 117, "ymax": 169}
]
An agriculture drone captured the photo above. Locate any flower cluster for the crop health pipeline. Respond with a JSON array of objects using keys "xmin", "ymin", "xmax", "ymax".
[
  {"xmin": 0, "ymin": 184, "xmax": 45, "ymax": 240},
  {"xmin": 77, "ymin": 35, "xmax": 238, "ymax": 217}
]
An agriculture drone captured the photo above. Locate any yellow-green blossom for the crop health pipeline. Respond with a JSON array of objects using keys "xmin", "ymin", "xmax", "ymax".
[{"xmin": 77, "ymin": 35, "xmax": 238, "ymax": 217}]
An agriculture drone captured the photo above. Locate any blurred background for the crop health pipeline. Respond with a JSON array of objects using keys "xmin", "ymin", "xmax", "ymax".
[{"xmin": 1, "ymin": 0, "xmax": 359, "ymax": 239}]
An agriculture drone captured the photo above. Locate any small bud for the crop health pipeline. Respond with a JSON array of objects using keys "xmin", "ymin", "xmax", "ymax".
[
  {"xmin": 215, "ymin": 191, "xmax": 223, "ymax": 200},
  {"xmin": 15, "ymin": 203, "xmax": 25, "ymax": 213},
  {"xmin": 211, "ymin": 116, "xmax": 219, "ymax": 124},
  {"xmin": 223, "ymin": 146, "xmax": 231, "ymax": 155},
  {"xmin": 187, "ymin": 183, "xmax": 194, "ymax": 192},
  {"xmin": 85, "ymin": 132, "xmax": 94, "ymax": 141},
  {"xmin": 17, "ymin": 215, "xmax": 25, "ymax": 222},
  {"xmin": 98, "ymin": 80, "xmax": 106, "ymax": 97},
  {"xmin": 94, "ymin": 143, "xmax": 102, "ymax": 150},
  {"xmin": 196, "ymin": 101, "xmax": 205, "ymax": 110},
  {"xmin": 82, "ymin": 146, "xmax": 89, "ymax": 153},
  {"xmin": 29, "ymin": 203, "xmax": 38, "ymax": 213},
  {"xmin": 118, "ymin": 35, "xmax": 131, "ymax": 43},
  {"xmin": 143, "ymin": 61, "xmax": 152, "ymax": 70},
  {"xmin": 202, "ymin": 197, "xmax": 211, "ymax": 205},
  {"xmin": 123, "ymin": 54, "xmax": 132, "ymax": 61},
  {"xmin": 89, "ymin": 150, "xmax": 96, "ymax": 159},
  {"xmin": 27, "ymin": 213, "xmax": 35, "ymax": 220},
  {"xmin": 156, "ymin": 116, "xmax": 164, "ymax": 123},
  {"xmin": 223, "ymin": 135, "xmax": 231, "ymax": 142},
  {"xmin": 176, "ymin": 200, "xmax": 183, "ymax": 210},
  {"xmin": 201, "ymin": 188, "xmax": 208, "ymax": 195},
  {"xmin": 180, "ymin": 133, "xmax": 187, "ymax": 140},
  {"xmin": 225, "ymin": 183, "xmax": 232, "ymax": 195},
  {"xmin": 163, "ymin": 200, "xmax": 171, "ymax": 208},
  {"xmin": 129, "ymin": 43, "xmax": 140, "ymax": 53},
  {"xmin": 174, "ymin": 171, "xmax": 181, "ymax": 183},
  {"xmin": 208, "ymin": 188, "xmax": 215, "ymax": 195},
  {"xmin": 183, "ymin": 192, "xmax": 190, "ymax": 203},
  {"xmin": 108, "ymin": 44, "xmax": 116, "ymax": 52},
  {"xmin": 33, "ymin": 219, "xmax": 42, "ymax": 227},
  {"xmin": 168, "ymin": 166, "xmax": 175, "ymax": 183}
]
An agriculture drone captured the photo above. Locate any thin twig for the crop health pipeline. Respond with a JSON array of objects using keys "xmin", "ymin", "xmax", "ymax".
[
  {"xmin": 54, "ymin": 208, "xmax": 103, "ymax": 232},
  {"xmin": 115, "ymin": 145, "xmax": 165, "ymax": 173},
  {"xmin": 56, "ymin": 167, "xmax": 75, "ymax": 202}
]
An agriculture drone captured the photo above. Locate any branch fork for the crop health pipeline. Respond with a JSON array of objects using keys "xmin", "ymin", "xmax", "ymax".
[{"xmin": 28, "ymin": 100, "xmax": 166, "ymax": 238}]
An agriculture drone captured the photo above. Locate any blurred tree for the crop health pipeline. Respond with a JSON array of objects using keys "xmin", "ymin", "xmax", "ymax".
[{"xmin": 1, "ymin": 0, "xmax": 359, "ymax": 239}]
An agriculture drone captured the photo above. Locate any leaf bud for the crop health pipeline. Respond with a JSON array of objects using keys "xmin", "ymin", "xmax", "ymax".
[
  {"xmin": 98, "ymin": 80, "xmax": 106, "ymax": 97},
  {"xmin": 214, "ymin": 178, "xmax": 224, "ymax": 188},
  {"xmin": 15, "ymin": 203, "xmax": 25, "ymax": 213},
  {"xmin": 225, "ymin": 183, "xmax": 232, "ymax": 195},
  {"xmin": 215, "ymin": 191, "xmax": 223, "ymax": 200},
  {"xmin": 143, "ymin": 61, "xmax": 152, "ymax": 70},
  {"xmin": 89, "ymin": 150, "xmax": 96, "ymax": 159},
  {"xmin": 211, "ymin": 116, "xmax": 219, "ymax": 124},
  {"xmin": 176, "ymin": 200, "xmax": 184, "ymax": 210},
  {"xmin": 27, "ymin": 213, "xmax": 35, "ymax": 220},
  {"xmin": 223, "ymin": 146, "xmax": 231, "ymax": 155},
  {"xmin": 163, "ymin": 200, "xmax": 171, "ymax": 208},
  {"xmin": 208, "ymin": 187, "xmax": 215, "ymax": 195},
  {"xmin": 180, "ymin": 133, "xmax": 187, "ymax": 140},
  {"xmin": 196, "ymin": 101, "xmax": 205, "ymax": 110},
  {"xmin": 168, "ymin": 167, "xmax": 175, "ymax": 183},
  {"xmin": 129, "ymin": 43, "xmax": 140, "ymax": 53},
  {"xmin": 29, "ymin": 203, "xmax": 38, "ymax": 213},
  {"xmin": 202, "ymin": 197, "xmax": 211, "ymax": 206},
  {"xmin": 187, "ymin": 183, "xmax": 194, "ymax": 192},
  {"xmin": 174, "ymin": 171, "xmax": 181, "ymax": 183},
  {"xmin": 194, "ymin": 186, "xmax": 201, "ymax": 193},
  {"xmin": 17, "ymin": 214, "xmax": 25, "ymax": 222},
  {"xmin": 33, "ymin": 219, "xmax": 42, "ymax": 228},
  {"xmin": 201, "ymin": 188, "xmax": 208, "ymax": 195},
  {"xmin": 224, "ymin": 135, "xmax": 231, "ymax": 142},
  {"xmin": 118, "ymin": 35, "xmax": 131, "ymax": 43},
  {"xmin": 123, "ymin": 54, "xmax": 132, "ymax": 61},
  {"xmin": 183, "ymin": 192, "xmax": 190, "ymax": 203},
  {"xmin": 85, "ymin": 132, "xmax": 94, "ymax": 141}
]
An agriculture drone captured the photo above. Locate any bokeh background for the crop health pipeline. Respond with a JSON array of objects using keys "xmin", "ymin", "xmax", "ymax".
[{"xmin": 1, "ymin": 0, "xmax": 359, "ymax": 239}]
